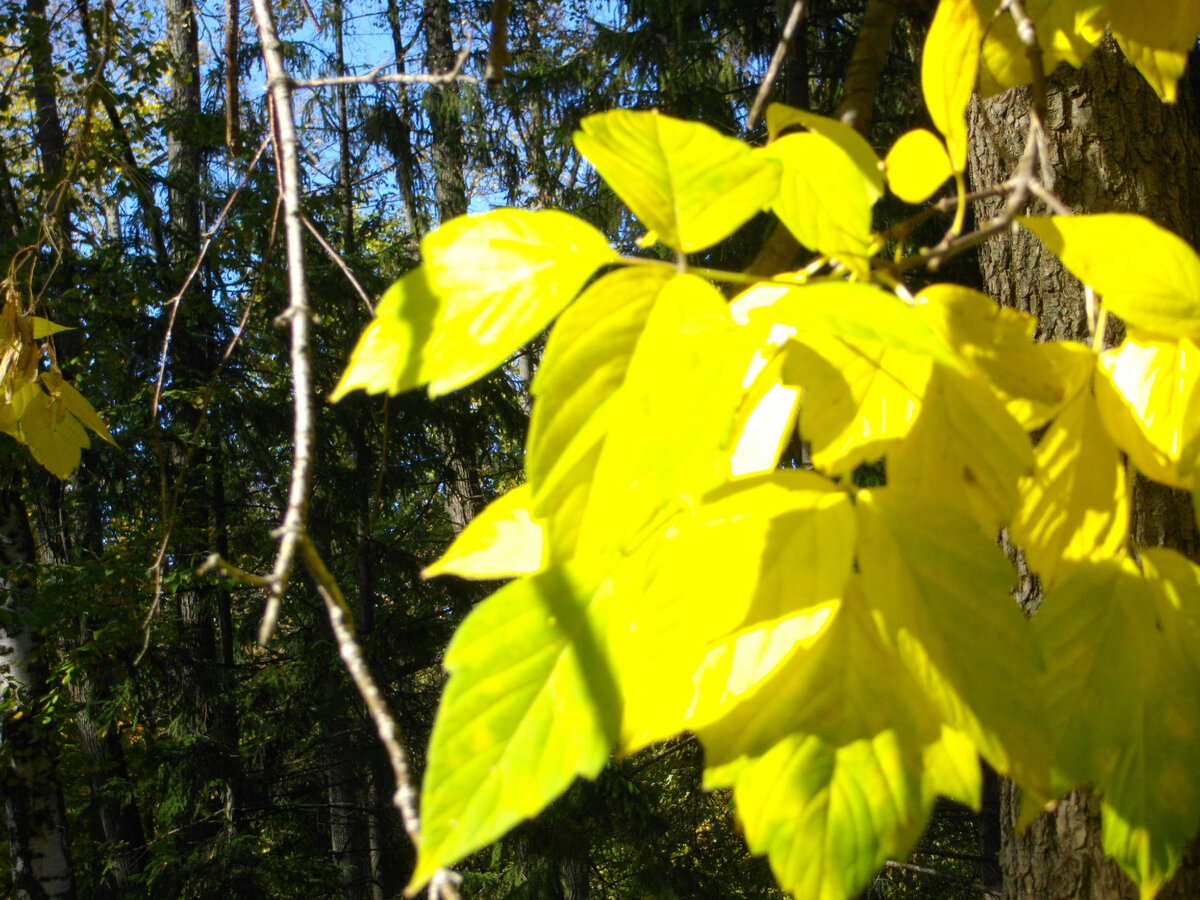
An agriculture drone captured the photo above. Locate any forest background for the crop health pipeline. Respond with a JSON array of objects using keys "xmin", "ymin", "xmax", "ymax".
[{"xmin": 3, "ymin": 0, "xmax": 1200, "ymax": 898}]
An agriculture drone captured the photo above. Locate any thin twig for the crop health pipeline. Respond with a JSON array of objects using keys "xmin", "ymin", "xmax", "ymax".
[
  {"xmin": 301, "ymin": 215, "xmax": 373, "ymax": 314},
  {"xmin": 746, "ymin": 1, "xmax": 807, "ymax": 131},
  {"xmin": 291, "ymin": 45, "xmax": 474, "ymax": 90},
  {"xmin": 152, "ymin": 135, "xmax": 271, "ymax": 417},
  {"xmin": 251, "ymin": 0, "xmax": 315, "ymax": 648},
  {"xmin": 297, "ymin": 537, "xmax": 463, "ymax": 900}
]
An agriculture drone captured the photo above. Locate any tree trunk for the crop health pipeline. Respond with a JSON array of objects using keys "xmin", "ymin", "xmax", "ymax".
[
  {"xmin": 968, "ymin": 37, "xmax": 1200, "ymax": 900},
  {"xmin": 1, "ymin": 478, "xmax": 76, "ymax": 900}
]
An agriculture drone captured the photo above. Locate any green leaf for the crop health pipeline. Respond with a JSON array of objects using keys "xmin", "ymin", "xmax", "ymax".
[
  {"xmin": 1037, "ymin": 554, "xmax": 1200, "ymax": 895},
  {"xmin": 1020, "ymin": 214, "xmax": 1200, "ymax": 336},
  {"xmin": 422, "ymin": 209, "xmax": 616, "ymax": 395},
  {"xmin": 410, "ymin": 567, "xmax": 619, "ymax": 891},
  {"xmin": 756, "ymin": 133, "xmax": 877, "ymax": 277},
  {"xmin": 329, "ymin": 268, "xmax": 443, "ymax": 400},
  {"xmin": 1011, "ymin": 388, "xmax": 1130, "ymax": 589},
  {"xmin": 764, "ymin": 104, "xmax": 884, "ymax": 200},
  {"xmin": 422, "ymin": 485, "xmax": 545, "ymax": 580},
  {"xmin": 573, "ymin": 110, "xmax": 780, "ymax": 252},
  {"xmin": 699, "ymin": 590, "xmax": 982, "ymax": 900},
  {"xmin": 856, "ymin": 488, "xmax": 1050, "ymax": 797},
  {"xmin": 527, "ymin": 267, "xmax": 673, "ymax": 560}
]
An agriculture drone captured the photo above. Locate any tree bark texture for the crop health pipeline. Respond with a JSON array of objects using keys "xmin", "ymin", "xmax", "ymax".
[{"xmin": 968, "ymin": 38, "xmax": 1200, "ymax": 900}]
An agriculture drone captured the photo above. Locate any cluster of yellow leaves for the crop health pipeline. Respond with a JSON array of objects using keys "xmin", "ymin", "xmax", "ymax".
[
  {"xmin": 0, "ymin": 289, "xmax": 116, "ymax": 478},
  {"xmin": 332, "ymin": 2, "xmax": 1200, "ymax": 896}
]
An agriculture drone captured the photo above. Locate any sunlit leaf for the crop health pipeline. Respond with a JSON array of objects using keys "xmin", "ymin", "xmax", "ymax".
[
  {"xmin": 1037, "ymin": 555, "xmax": 1200, "ymax": 895},
  {"xmin": 781, "ymin": 333, "xmax": 931, "ymax": 475},
  {"xmin": 575, "ymin": 274, "xmax": 754, "ymax": 558},
  {"xmin": 1020, "ymin": 214, "xmax": 1200, "ymax": 337},
  {"xmin": 574, "ymin": 110, "xmax": 780, "ymax": 252},
  {"xmin": 856, "ymin": 488, "xmax": 1050, "ymax": 796},
  {"xmin": 1094, "ymin": 330, "xmax": 1200, "ymax": 489},
  {"xmin": 888, "ymin": 366, "xmax": 1033, "ymax": 534},
  {"xmin": 1011, "ymin": 388, "xmax": 1130, "ymax": 589},
  {"xmin": 422, "ymin": 209, "xmax": 616, "ymax": 395},
  {"xmin": 975, "ymin": 0, "xmax": 1106, "ymax": 96},
  {"xmin": 527, "ymin": 267, "xmax": 673, "ymax": 559},
  {"xmin": 614, "ymin": 471, "xmax": 853, "ymax": 751},
  {"xmin": 729, "ymin": 348, "xmax": 800, "ymax": 478},
  {"xmin": 744, "ymin": 281, "xmax": 963, "ymax": 369},
  {"xmin": 764, "ymin": 103, "xmax": 884, "ymax": 199},
  {"xmin": 330, "ymin": 267, "xmax": 444, "ymax": 400},
  {"xmin": 915, "ymin": 284, "xmax": 1093, "ymax": 429},
  {"xmin": 757, "ymin": 132, "xmax": 877, "ymax": 277},
  {"xmin": 410, "ymin": 567, "xmax": 618, "ymax": 891},
  {"xmin": 923, "ymin": 0, "xmax": 981, "ymax": 169},
  {"xmin": 699, "ymin": 589, "xmax": 981, "ymax": 900},
  {"xmin": 884, "ymin": 129, "xmax": 954, "ymax": 204},
  {"xmin": 423, "ymin": 485, "xmax": 545, "ymax": 579},
  {"xmin": 1109, "ymin": 0, "xmax": 1200, "ymax": 102}
]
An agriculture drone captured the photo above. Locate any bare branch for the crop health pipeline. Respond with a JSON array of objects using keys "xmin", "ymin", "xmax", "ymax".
[
  {"xmin": 297, "ymin": 537, "xmax": 463, "ymax": 900},
  {"xmin": 291, "ymin": 45, "xmax": 476, "ymax": 90},
  {"xmin": 746, "ymin": 1, "xmax": 808, "ymax": 131},
  {"xmin": 249, "ymin": 0, "xmax": 314, "ymax": 646}
]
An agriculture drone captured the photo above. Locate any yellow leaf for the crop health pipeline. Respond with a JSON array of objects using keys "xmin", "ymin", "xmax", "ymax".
[
  {"xmin": 1037, "ymin": 555, "xmax": 1200, "ymax": 895},
  {"xmin": 423, "ymin": 210, "xmax": 616, "ymax": 395},
  {"xmin": 782, "ymin": 335, "xmax": 931, "ymax": 476},
  {"xmin": 329, "ymin": 268, "xmax": 442, "ymax": 400},
  {"xmin": 575, "ymin": 274, "xmax": 754, "ymax": 559},
  {"xmin": 29, "ymin": 316, "xmax": 72, "ymax": 339},
  {"xmin": 527, "ymin": 267, "xmax": 673, "ymax": 560},
  {"xmin": 422, "ymin": 485, "xmax": 546, "ymax": 580},
  {"xmin": 757, "ymin": 133, "xmax": 877, "ymax": 278},
  {"xmin": 1095, "ymin": 331, "xmax": 1200, "ymax": 488},
  {"xmin": 915, "ymin": 284, "xmax": 1093, "ymax": 429},
  {"xmin": 976, "ymin": 0, "xmax": 1106, "ymax": 96},
  {"xmin": 888, "ymin": 366, "xmax": 1033, "ymax": 534},
  {"xmin": 16, "ymin": 388, "xmax": 89, "ymax": 479},
  {"xmin": 1109, "ymin": 0, "xmax": 1200, "ymax": 102},
  {"xmin": 856, "ymin": 488, "xmax": 1050, "ymax": 797},
  {"xmin": 1020, "ymin": 214, "xmax": 1200, "ymax": 337},
  {"xmin": 884, "ymin": 129, "xmax": 955, "ymax": 204},
  {"xmin": 574, "ymin": 110, "xmax": 780, "ymax": 252},
  {"xmin": 41, "ymin": 369, "xmax": 118, "ymax": 447},
  {"xmin": 923, "ymin": 0, "xmax": 982, "ymax": 169},
  {"xmin": 729, "ymin": 357, "xmax": 800, "ymax": 477},
  {"xmin": 1011, "ymin": 388, "xmax": 1130, "ymax": 589},
  {"xmin": 613, "ymin": 471, "xmax": 852, "ymax": 752},
  {"xmin": 763, "ymin": 104, "xmax": 884, "ymax": 200}
]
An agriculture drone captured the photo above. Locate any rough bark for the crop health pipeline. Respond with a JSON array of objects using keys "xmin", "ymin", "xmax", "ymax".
[{"xmin": 968, "ymin": 37, "xmax": 1200, "ymax": 900}]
